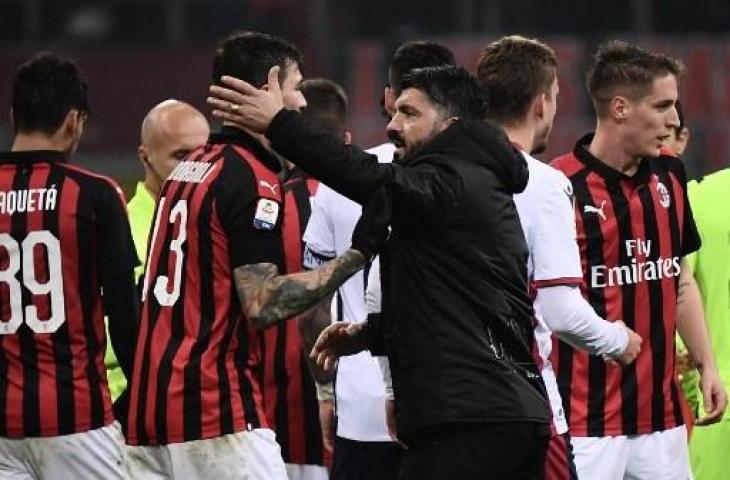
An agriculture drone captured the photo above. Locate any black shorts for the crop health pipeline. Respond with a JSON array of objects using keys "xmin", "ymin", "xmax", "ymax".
[{"xmin": 331, "ymin": 436, "xmax": 402, "ymax": 480}]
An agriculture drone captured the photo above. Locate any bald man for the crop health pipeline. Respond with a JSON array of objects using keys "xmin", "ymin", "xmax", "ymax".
[
  {"xmin": 106, "ymin": 100, "xmax": 209, "ymax": 403},
  {"xmin": 131, "ymin": 99, "xmax": 210, "ymax": 279}
]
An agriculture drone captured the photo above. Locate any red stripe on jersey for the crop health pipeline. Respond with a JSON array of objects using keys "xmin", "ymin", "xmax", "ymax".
[
  {"xmin": 233, "ymin": 147, "xmax": 282, "ymax": 202},
  {"xmin": 306, "ymin": 178, "xmax": 319, "ymax": 197},
  {"xmin": 533, "ymin": 277, "xmax": 584, "ymax": 288}
]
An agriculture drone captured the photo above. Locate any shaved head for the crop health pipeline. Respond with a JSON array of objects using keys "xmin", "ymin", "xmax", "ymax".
[{"xmin": 138, "ymin": 99, "xmax": 209, "ymax": 195}]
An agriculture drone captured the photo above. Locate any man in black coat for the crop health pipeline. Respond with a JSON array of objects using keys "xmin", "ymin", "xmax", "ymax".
[{"xmin": 209, "ymin": 65, "xmax": 550, "ymax": 480}]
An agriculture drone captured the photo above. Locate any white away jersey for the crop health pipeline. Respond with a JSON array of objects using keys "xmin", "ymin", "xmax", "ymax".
[
  {"xmin": 302, "ymin": 142, "xmax": 395, "ymax": 442},
  {"xmin": 514, "ymin": 152, "xmax": 584, "ymax": 434}
]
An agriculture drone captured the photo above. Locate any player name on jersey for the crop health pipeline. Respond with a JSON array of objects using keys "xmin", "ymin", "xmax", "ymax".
[
  {"xmin": 167, "ymin": 161, "xmax": 214, "ymax": 183},
  {"xmin": 590, "ymin": 238, "xmax": 681, "ymax": 288},
  {"xmin": 0, "ymin": 186, "xmax": 58, "ymax": 215}
]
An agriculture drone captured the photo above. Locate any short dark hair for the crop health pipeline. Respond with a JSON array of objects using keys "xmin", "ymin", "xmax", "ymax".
[
  {"xmin": 477, "ymin": 35, "xmax": 557, "ymax": 124},
  {"xmin": 399, "ymin": 66, "xmax": 487, "ymax": 121},
  {"xmin": 12, "ymin": 52, "xmax": 89, "ymax": 135},
  {"xmin": 300, "ymin": 78, "xmax": 348, "ymax": 135},
  {"xmin": 212, "ymin": 31, "xmax": 303, "ymax": 88},
  {"xmin": 389, "ymin": 41, "xmax": 456, "ymax": 95},
  {"xmin": 587, "ymin": 40, "xmax": 683, "ymax": 117}
]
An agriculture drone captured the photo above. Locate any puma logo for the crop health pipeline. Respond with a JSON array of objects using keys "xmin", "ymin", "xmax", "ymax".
[
  {"xmin": 584, "ymin": 200, "xmax": 607, "ymax": 221},
  {"xmin": 259, "ymin": 180, "xmax": 278, "ymax": 195}
]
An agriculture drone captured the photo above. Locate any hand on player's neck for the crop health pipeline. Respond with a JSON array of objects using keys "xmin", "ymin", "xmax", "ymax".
[{"xmin": 589, "ymin": 126, "xmax": 641, "ymax": 177}]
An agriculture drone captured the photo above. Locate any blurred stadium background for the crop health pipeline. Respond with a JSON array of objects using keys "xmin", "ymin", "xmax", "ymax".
[{"xmin": 0, "ymin": 0, "xmax": 729, "ymax": 197}]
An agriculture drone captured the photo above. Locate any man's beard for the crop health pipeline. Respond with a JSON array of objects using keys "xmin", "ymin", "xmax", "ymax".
[{"xmin": 388, "ymin": 124, "xmax": 443, "ymax": 163}]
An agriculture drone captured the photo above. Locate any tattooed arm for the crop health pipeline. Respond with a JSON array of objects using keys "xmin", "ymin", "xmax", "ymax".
[{"xmin": 234, "ymin": 249, "xmax": 365, "ymax": 330}]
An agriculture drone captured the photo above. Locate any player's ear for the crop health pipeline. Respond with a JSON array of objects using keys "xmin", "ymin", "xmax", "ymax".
[
  {"xmin": 534, "ymin": 93, "xmax": 547, "ymax": 119},
  {"xmin": 610, "ymin": 96, "xmax": 630, "ymax": 123}
]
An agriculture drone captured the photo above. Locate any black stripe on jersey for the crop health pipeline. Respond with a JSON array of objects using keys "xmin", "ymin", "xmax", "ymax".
[
  {"xmin": 605, "ymin": 181, "xmax": 638, "ymax": 435},
  {"xmin": 46, "ymin": 169, "xmax": 75, "ymax": 435},
  {"xmin": 154, "ymin": 181, "xmax": 195, "ymax": 444},
  {"xmin": 655, "ymin": 169, "xmax": 685, "ymax": 426},
  {"xmin": 215, "ymin": 301, "xmax": 239, "ymax": 436},
  {"xmin": 134, "ymin": 178, "xmax": 183, "ymax": 445},
  {"xmin": 573, "ymin": 171, "xmax": 608, "ymax": 436},
  {"xmin": 636, "ymin": 179, "xmax": 666, "ymax": 431},
  {"xmin": 234, "ymin": 311, "xmax": 261, "ymax": 429},
  {"xmin": 289, "ymin": 180, "xmax": 312, "ymax": 238},
  {"xmin": 12, "ymin": 167, "xmax": 41, "ymax": 436},
  {"xmin": 301, "ymin": 354, "xmax": 323, "ymax": 464},
  {"xmin": 273, "ymin": 324, "xmax": 290, "ymax": 460},
  {"xmin": 182, "ymin": 187, "xmax": 216, "ymax": 441},
  {"xmin": 75, "ymin": 176, "xmax": 104, "ymax": 429}
]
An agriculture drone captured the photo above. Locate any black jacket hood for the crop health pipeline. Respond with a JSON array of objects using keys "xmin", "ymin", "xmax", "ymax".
[{"xmin": 402, "ymin": 119, "xmax": 529, "ymax": 194}]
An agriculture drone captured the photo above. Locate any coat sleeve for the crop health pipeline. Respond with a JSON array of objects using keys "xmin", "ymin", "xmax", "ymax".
[
  {"xmin": 267, "ymin": 109, "xmax": 391, "ymax": 204},
  {"xmin": 267, "ymin": 109, "xmax": 461, "ymax": 214}
]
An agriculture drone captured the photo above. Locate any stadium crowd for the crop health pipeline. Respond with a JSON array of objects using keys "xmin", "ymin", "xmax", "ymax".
[{"xmin": 0, "ymin": 29, "xmax": 728, "ymax": 480}]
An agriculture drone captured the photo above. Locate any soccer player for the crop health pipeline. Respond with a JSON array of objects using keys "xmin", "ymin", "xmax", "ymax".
[
  {"xmin": 211, "ymin": 64, "xmax": 551, "ymax": 479},
  {"xmin": 301, "ymin": 41, "xmax": 455, "ymax": 480},
  {"xmin": 259, "ymin": 78, "xmax": 349, "ymax": 480},
  {"xmin": 0, "ymin": 52, "xmax": 138, "ymax": 479},
  {"xmin": 105, "ymin": 100, "xmax": 209, "ymax": 403},
  {"xmin": 476, "ymin": 35, "xmax": 643, "ymax": 479},
  {"xmin": 125, "ymin": 32, "xmax": 380, "ymax": 479},
  {"xmin": 681, "ymin": 151, "xmax": 730, "ymax": 478},
  {"xmin": 550, "ymin": 41, "xmax": 727, "ymax": 479}
]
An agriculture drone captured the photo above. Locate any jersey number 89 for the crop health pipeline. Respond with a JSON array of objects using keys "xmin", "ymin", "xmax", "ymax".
[{"xmin": 0, "ymin": 231, "xmax": 65, "ymax": 334}]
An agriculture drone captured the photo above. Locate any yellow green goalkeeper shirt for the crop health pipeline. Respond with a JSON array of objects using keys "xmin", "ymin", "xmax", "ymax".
[
  {"xmin": 104, "ymin": 182, "xmax": 156, "ymax": 401},
  {"xmin": 684, "ymin": 169, "xmax": 730, "ymax": 419}
]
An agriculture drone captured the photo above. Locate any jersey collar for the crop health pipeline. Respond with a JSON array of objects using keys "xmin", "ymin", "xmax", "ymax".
[
  {"xmin": 208, "ymin": 126, "xmax": 283, "ymax": 174},
  {"xmin": 0, "ymin": 150, "xmax": 69, "ymax": 165},
  {"xmin": 574, "ymin": 133, "xmax": 653, "ymax": 184}
]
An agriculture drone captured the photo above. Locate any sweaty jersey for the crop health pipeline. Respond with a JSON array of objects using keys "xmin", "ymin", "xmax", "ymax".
[
  {"xmin": 259, "ymin": 171, "xmax": 326, "ymax": 465},
  {"xmin": 0, "ymin": 150, "xmax": 137, "ymax": 438},
  {"xmin": 127, "ymin": 128, "xmax": 286, "ymax": 445},
  {"xmin": 513, "ymin": 152, "xmax": 584, "ymax": 435},
  {"xmin": 686, "ymin": 169, "xmax": 730, "ymax": 419},
  {"xmin": 551, "ymin": 135, "xmax": 701, "ymax": 437}
]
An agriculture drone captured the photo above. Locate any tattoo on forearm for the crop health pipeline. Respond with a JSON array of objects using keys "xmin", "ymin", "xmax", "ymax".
[{"xmin": 234, "ymin": 249, "xmax": 365, "ymax": 330}]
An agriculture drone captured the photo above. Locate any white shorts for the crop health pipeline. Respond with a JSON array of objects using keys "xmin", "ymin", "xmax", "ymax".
[
  {"xmin": 285, "ymin": 463, "xmax": 329, "ymax": 480},
  {"xmin": 571, "ymin": 425, "xmax": 692, "ymax": 480},
  {"xmin": 0, "ymin": 422, "xmax": 125, "ymax": 480},
  {"xmin": 126, "ymin": 428, "xmax": 287, "ymax": 480}
]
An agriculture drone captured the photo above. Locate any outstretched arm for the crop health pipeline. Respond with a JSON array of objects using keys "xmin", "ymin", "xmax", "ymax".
[
  {"xmin": 209, "ymin": 67, "xmax": 391, "ymax": 204},
  {"xmin": 235, "ymin": 249, "xmax": 365, "ymax": 330}
]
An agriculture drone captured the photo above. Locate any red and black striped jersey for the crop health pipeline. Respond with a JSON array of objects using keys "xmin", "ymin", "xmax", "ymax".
[
  {"xmin": 259, "ymin": 172, "xmax": 326, "ymax": 465},
  {"xmin": 551, "ymin": 134, "xmax": 701, "ymax": 437},
  {"xmin": 127, "ymin": 127, "xmax": 286, "ymax": 446},
  {"xmin": 0, "ymin": 150, "xmax": 137, "ymax": 438}
]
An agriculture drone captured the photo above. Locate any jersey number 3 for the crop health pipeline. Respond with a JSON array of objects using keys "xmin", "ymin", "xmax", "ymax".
[
  {"xmin": 143, "ymin": 198, "xmax": 187, "ymax": 306},
  {"xmin": 0, "ymin": 231, "xmax": 65, "ymax": 334}
]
